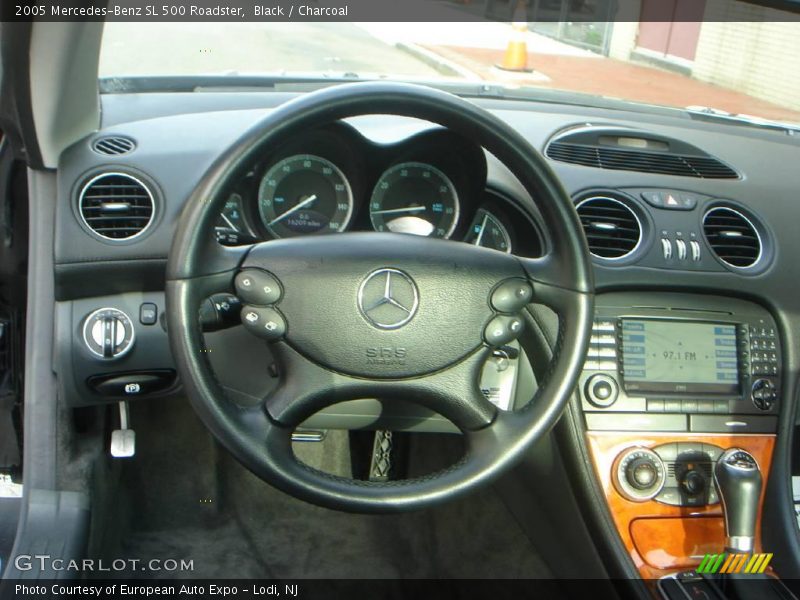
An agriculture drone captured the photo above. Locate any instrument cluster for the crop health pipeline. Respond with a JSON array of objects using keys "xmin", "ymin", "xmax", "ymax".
[{"xmin": 215, "ymin": 122, "xmax": 543, "ymax": 257}]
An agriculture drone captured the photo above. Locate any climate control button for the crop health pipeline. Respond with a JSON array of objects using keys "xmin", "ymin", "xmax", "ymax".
[{"xmin": 614, "ymin": 447, "xmax": 666, "ymax": 502}]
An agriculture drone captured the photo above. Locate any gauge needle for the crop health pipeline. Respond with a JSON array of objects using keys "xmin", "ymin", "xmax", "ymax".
[
  {"xmin": 474, "ymin": 213, "xmax": 489, "ymax": 247},
  {"xmin": 372, "ymin": 205, "xmax": 427, "ymax": 215},
  {"xmin": 268, "ymin": 194, "xmax": 317, "ymax": 226},
  {"xmin": 220, "ymin": 212, "xmax": 239, "ymax": 232}
]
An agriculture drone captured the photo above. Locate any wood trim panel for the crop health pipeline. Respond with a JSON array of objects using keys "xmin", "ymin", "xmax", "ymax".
[{"xmin": 586, "ymin": 432, "xmax": 775, "ymax": 579}]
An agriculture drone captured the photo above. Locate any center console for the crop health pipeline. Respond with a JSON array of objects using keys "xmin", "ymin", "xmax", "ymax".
[{"xmin": 580, "ymin": 292, "xmax": 780, "ymax": 579}]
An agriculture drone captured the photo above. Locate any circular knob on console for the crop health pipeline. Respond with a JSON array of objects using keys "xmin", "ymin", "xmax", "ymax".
[
  {"xmin": 82, "ymin": 307, "xmax": 135, "ymax": 359},
  {"xmin": 681, "ymin": 470, "xmax": 706, "ymax": 496},
  {"xmin": 614, "ymin": 447, "xmax": 666, "ymax": 502},
  {"xmin": 585, "ymin": 374, "xmax": 619, "ymax": 408},
  {"xmin": 627, "ymin": 458, "xmax": 658, "ymax": 490}
]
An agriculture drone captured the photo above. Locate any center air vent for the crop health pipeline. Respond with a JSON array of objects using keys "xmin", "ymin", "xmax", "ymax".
[
  {"xmin": 702, "ymin": 207, "xmax": 762, "ymax": 268},
  {"xmin": 576, "ymin": 196, "xmax": 642, "ymax": 260},
  {"xmin": 546, "ymin": 126, "xmax": 739, "ymax": 179},
  {"xmin": 79, "ymin": 172, "xmax": 155, "ymax": 241}
]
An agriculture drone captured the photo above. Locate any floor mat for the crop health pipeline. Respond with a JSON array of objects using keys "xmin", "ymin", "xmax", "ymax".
[{"xmin": 103, "ymin": 397, "xmax": 554, "ymax": 579}]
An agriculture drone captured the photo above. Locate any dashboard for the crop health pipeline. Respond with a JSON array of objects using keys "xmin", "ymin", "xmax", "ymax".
[
  {"xmin": 46, "ymin": 85, "xmax": 800, "ymax": 579},
  {"xmin": 52, "ymin": 90, "xmax": 800, "ymax": 416}
]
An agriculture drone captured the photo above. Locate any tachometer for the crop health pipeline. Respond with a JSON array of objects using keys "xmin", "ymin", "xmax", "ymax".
[
  {"xmin": 464, "ymin": 209, "xmax": 512, "ymax": 253},
  {"xmin": 369, "ymin": 162, "xmax": 459, "ymax": 238},
  {"xmin": 257, "ymin": 154, "xmax": 353, "ymax": 238}
]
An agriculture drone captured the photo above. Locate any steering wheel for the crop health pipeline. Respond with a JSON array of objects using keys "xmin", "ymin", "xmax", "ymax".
[{"xmin": 166, "ymin": 82, "xmax": 594, "ymax": 513}]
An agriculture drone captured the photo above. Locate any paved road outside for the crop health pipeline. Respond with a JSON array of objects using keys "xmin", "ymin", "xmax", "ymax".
[
  {"xmin": 100, "ymin": 22, "xmax": 445, "ymax": 78},
  {"xmin": 101, "ymin": 20, "xmax": 800, "ymax": 124},
  {"xmin": 422, "ymin": 43, "xmax": 800, "ymax": 123}
]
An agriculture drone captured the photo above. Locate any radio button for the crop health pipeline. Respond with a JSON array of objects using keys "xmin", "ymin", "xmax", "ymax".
[
  {"xmin": 752, "ymin": 378, "xmax": 777, "ymax": 411},
  {"xmin": 713, "ymin": 400, "xmax": 730, "ymax": 414},
  {"xmin": 682, "ymin": 399, "xmax": 698, "ymax": 413},
  {"xmin": 594, "ymin": 320, "xmax": 616, "ymax": 332},
  {"xmin": 665, "ymin": 399, "xmax": 682, "ymax": 412},
  {"xmin": 698, "ymin": 400, "xmax": 715, "ymax": 413},
  {"xmin": 585, "ymin": 374, "xmax": 619, "ymax": 408},
  {"xmin": 647, "ymin": 399, "xmax": 665, "ymax": 413}
]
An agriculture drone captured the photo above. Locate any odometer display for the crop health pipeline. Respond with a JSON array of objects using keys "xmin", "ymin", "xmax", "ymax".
[
  {"xmin": 258, "ymin": 154, "xmax": 353, "ymax": 238},
  {"xmin": 369, "ymin": 162, "xmax": 459, "ymax": 238}
]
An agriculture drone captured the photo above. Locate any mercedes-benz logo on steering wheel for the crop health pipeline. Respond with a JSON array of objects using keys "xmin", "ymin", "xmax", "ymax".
[{"xmin": 358, "ymin": 268, "xmax": 419, "ymax": 330}]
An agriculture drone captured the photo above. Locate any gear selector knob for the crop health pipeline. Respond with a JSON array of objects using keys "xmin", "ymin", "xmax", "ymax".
[{"xmin": 714, "ymin": 448, "xmax": 762, "ymax": 553}]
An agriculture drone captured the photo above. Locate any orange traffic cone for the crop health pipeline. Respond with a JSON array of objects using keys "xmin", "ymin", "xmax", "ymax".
[{"xmin": 496, "ymin": 21, "xmax": 532, "ymax": 72}]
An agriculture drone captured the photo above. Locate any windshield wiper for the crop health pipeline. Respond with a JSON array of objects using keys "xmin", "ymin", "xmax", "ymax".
[{"xmin": 685, "ymin": 105, "xmax": 800, "ymax": 135}]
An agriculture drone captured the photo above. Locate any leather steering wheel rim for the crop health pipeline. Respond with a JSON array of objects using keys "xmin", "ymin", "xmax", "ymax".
[{"xmin": 166, "ymin": 81, "xmax": 594, "ymax": 513}]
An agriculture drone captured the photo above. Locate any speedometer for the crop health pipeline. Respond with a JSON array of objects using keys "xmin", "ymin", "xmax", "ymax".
[
  {"xmin": 257, "ymin": 154, "xmax": 353, "ymax": 238},
  {"xmin": 464, "ymin": 209, "xmax": 512, "ymax": 253},
  {"xmin": 369, "ymin": 162, "xmax": 459, "ymax": 238}
]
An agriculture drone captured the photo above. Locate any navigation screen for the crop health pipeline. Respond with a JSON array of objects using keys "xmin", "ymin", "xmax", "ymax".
[{"xmin": 621, "ymin": 319, "xmax": 740, "ymax": 394}]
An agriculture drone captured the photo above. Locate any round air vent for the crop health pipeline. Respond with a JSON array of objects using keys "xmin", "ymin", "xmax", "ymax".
[
  {"xmin": 79, "ymin": 172, "xmax": 155, "ymax": 241},
  {"xmin": 702, "ymin": 206, "xmax": 762, "ymax": 268},
  {"xmin": 575, "ymin": 196, "xmax": 642, "ymax": 260},
  {"xmin": 91, "ymin": 136, "xmax": 136, "ymax": 156}
]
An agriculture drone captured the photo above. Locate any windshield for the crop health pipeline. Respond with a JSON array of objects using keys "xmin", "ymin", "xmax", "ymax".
[{"xmin": 100, "ymin": 20, "xmax": 800, "ymax": 125}]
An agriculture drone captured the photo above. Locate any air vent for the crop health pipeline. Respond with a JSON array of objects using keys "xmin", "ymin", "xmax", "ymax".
[
  {"xmin": 576, "ymin": 196, "xmax": 642, "ymax": 260},
  {"xmin": 546, "ymin": 127, "xmax": 739, "ymax": 179},
  {"xmin": 79, "ymin": 172, "xmax": 155, "ymax": 241},
  {"xmin": 703, "ymin": 207, "xmax": 762, "ymax": 268},
  {"xmin": 91, "ymin": 136, "xmax": 136, "ymax": 156}
]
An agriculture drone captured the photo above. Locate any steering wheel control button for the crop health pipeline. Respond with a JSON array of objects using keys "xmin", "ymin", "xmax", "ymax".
[
  {"xmin": 82, "ymin": 307, "xmax": 135, "ymax": 359},
  {"xmin": 585, "ymin": 373, "xmax": 619, "ymax": 408},
  {"xmin": 491, "ymin": 279, "xmax": 533, "ymax": 313},
  {"xmin": 484, "ymin": 315, "xmax": 524, "ymax": 347},
  {"xmin": 241, "ymin": 306, "xmax": 286, "ymax": 341},
  {"xmin": 139, "ymin": 302, "xmax": 158, "ymax": 325},
  {"xmin": 357, "ymin": 268, "xmax": 419, "ymax": 330},
  {"xmin": 235, "ymin": 270, "xmax": 282, "ymax": 306}
]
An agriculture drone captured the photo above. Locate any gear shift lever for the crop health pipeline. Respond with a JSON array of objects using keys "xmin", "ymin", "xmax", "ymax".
[{"xmin": 714, "ymin": 448, "xmax": 762, "ymax": 553}]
